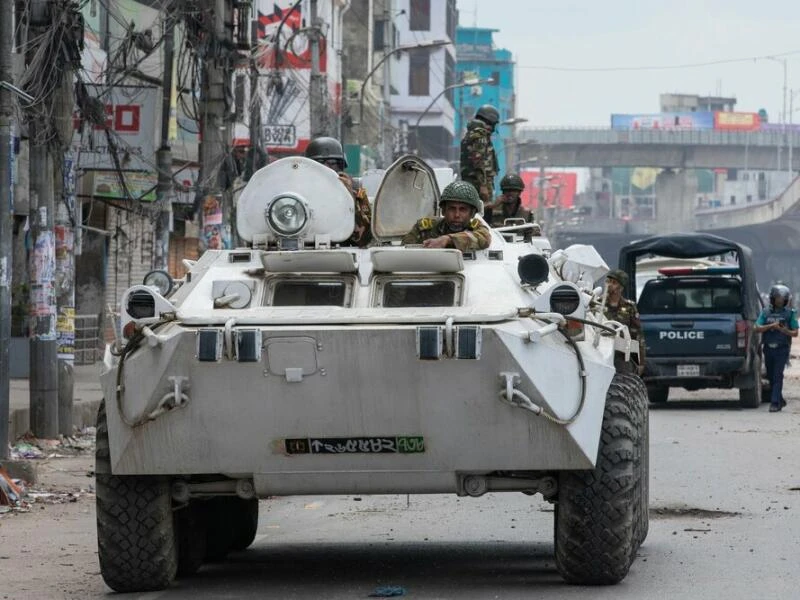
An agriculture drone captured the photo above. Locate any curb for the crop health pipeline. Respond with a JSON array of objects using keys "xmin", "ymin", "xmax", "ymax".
[{"xmin": 9, "ymin": 398, "xmax": 103, "ymax": 443}]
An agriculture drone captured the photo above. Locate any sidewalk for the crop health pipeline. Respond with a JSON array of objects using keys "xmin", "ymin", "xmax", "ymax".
[{"xmin": 7, "ymin": 363, "xmax": 106, "ymax": 442}]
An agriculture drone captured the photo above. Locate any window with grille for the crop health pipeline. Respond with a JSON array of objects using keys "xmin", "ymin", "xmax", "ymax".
[
  {"xmin": 408, "ymin": 49, "xmax": 430, "ymax": 96},
  {"xmin": 410, "ymin": 0, "xmax": 430, "ymax": 31}
]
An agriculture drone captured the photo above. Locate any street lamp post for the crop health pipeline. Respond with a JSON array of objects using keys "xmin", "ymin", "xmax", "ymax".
[
  {"xmin": 413, "ymin": 76, "xmax": 494, "ymax": 155},
  {"xmin": 358, "ymin": 39, "xmax": 449, "ymax": 129},
  {"xmin": 766, "ymin": 56, "xmax": 788, "ymax": 172}
]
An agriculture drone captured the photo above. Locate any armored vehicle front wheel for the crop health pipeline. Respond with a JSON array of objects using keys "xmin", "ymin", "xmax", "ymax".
[
  {"xmin": 554, "ymin": 373, "xmax": 648, "ymax": 585},
  {"xmin": 95, "ymin": 401, "xmax": 178, "ymax": 592}
]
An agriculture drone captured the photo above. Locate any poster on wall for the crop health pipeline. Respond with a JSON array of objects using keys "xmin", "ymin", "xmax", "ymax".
[{"xmin": 201, "ymin": 195, "xmax": 232, "ymax": 250}]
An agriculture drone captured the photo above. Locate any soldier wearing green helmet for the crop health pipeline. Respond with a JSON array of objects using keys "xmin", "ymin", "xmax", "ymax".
[
  {"xmin": 402, "ymin": 181, "xmax": 491, "ymax": 250},
  {"xmin": 483, "ymin": 173, "xmax": 534, "ymax": 227},
  {"xmin": 604, "ymin": 269, "xmax": 645, "ymax": 373},
  {"xmin": 460, "ymin": 104, "xmax": 499, "ymax": 204}
]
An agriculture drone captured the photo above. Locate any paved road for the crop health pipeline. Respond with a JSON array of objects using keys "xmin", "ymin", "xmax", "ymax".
[{"xmin": 2, "ymin": 375, "xmax": 799, "ymax": 599}]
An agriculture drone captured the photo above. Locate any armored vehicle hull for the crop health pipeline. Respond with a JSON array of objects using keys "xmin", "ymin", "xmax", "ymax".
[{"xmin": 96, "ymin": 155, "xmax": 648, "ymax": 592}]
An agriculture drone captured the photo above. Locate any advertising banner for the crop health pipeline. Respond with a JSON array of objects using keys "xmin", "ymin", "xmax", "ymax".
[
  {"xmin": 611, "ymin": 112, "xmax": 714, "ymax": 130},
  {"xmin": 72, "ymin": 85, "xmax": 158, "ymax": 173},
  {"xmin": 714, "ymin": 111, "xmax": 761, "ymax": 131},
  {"xmin": 253, "ymin": 0, "xmax": 342, "ymax": 154},
  {"xmin": 519, "ymin": 171, "xmax": 577, "ymax": 210}
]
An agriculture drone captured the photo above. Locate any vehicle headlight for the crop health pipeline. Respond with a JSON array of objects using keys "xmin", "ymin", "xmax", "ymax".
[
  {"xmin": 266, "ymin": 195, "xmax": 307, "ymax": 236},
  {"xmin": 549, "ymin": 285, "xmax": 581, "ymax": 315}
]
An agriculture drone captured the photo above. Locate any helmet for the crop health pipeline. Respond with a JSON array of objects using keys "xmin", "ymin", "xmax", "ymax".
[
  {"xmin": 440, "ymin": 181, "xmax": 483, "ymax": 213},
  {"xmin": 475, "ymin": 104, "xmax": 500, "ymax": 126},
  {"xmin": 769, "ymin": 284, "xmax": 791, "ymax": 305},
  {"xmin": 606, "ymin": 269, "xmax": 629, "ymax": 289},
  {"xmin": 500, "ymin": 173, "xmax": 525, "ymax": 192},
  {"xmin": 304, "ymin": 136, "xmax": 347, "ymax": 169}
]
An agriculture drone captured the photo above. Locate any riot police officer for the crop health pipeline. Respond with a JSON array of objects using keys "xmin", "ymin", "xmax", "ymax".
[
  {"xmin": 755, "ymin": 284, "xmax": 798, "ymax": 412},
  {"xmin": 305, "ymin": 136, "xmax": 372, "ymax": 247},
  {"xmin": 402, "ymin": 181, "xmax": 491, "ymax": 251},
  {"xmin": 483, "ymin": 173, "xmax": 532, "ymax": 227}
]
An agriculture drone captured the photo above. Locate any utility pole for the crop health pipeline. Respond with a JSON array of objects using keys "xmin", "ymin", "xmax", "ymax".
[
  {"xmin": 198, "ymin": 0, "xmax": 232, "ymax": 248},
  {"xmin": 29, "ymin": 125, "xmax": 58, "ymax": 438},
  {"xmin": 154, "ymin": 4, "xmax": 176, "ymax": 271},
  {"xmin": 0, "ymin": 0, "xmax": 15, "ymax": 457},
  {"xmin": 54, "ymin": 72, "xmax": 75, "ymax": 436},
  {"xmin": 308, "ymin": 0, "xmax": 325, "ymax": 139}
]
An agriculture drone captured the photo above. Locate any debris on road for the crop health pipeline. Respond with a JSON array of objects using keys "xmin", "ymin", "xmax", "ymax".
[{"xmin": 369, "ymin": 586, "xmax": 406, "ymax": 597}]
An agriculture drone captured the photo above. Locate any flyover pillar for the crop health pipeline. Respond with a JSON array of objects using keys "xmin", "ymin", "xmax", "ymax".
[{"xmin": 655, "ymin": 169, "xmax": 697, "ymax": 233}]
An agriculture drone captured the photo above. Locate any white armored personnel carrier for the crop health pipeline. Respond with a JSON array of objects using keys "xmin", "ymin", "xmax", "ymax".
[{"xmin": 96, "ymin": 155, "xmax": 649, "ymax": 592}]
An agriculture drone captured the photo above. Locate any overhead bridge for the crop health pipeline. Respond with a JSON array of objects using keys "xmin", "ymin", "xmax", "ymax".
[{"xmin": 517, "ymin": 128, "xmax": 800, "ymax": 170}]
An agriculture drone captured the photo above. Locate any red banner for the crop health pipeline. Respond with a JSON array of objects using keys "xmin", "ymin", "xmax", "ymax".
[{"xmin": 519, "ymin": 171, "xmax": 577, "ymax": 210}]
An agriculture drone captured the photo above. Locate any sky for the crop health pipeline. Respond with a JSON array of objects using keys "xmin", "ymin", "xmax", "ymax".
[{"xmin": 457, "ymin": 0, "xmax": 800, "ymax": 127}]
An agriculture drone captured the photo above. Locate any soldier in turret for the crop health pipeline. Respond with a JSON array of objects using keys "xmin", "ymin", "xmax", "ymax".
[
  {"xmin": 402, "ymin": 181, "xmax": 491, "ymax": 251},
  {"xmin": 604, "ymin": 269, "xmax": 645, "ymax": 374},
  {"xmin": 305, "ymin": 136, "xmax": 372, "ymax": 247},
  {"xmin": 460, "ymin": 104, "xmax": 499, "ymax": 204},
  {"xmin": 483, "ymin": 173, "xmax": 532, "ymax": 227}
]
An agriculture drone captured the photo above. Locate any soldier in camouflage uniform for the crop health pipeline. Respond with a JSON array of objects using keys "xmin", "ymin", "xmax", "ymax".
[
  {"xmin": 402, "ymin": 181, "xmax": 491, "ymax": 251},
  {"xmin": 604, "ymin": 269, "xmax": 645, "ymax": 374},
  {"xmin": 484, "ymin": 173, "xmax": 532, "ymax": 227},
  {"xmin": 460, "ymin": 104, "xmax": 499, "ymax": 204},
  {"xmin": 305, "ymin": 137, "xmax": 372, "ymax": 247}
]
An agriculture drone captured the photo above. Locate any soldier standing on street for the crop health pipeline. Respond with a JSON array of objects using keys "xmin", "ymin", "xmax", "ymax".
[
  {"xmin": 402, "ymin": 181, "xmax": 491, "ymax": 251},
  {"xmin": 305, "ymin": 136, "xmax": 372, "ymax": 247},
  {"xmin": 483, "ymin": 173, "xmax": 532, "ymax": 227},
  {"xmin": 604, "ymin": 269, "xmax": 645, "ymax": 374},
  {"xmin": 754, "ymin": 284, "xmax": 798, "ymax": 412},
  {"xmin": 460, "ymin": 104, "xmax": 499, "ymax": 204}
]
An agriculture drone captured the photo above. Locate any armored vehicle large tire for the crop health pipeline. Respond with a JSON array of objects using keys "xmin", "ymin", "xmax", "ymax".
[
  {"xmin": 554, "ymin": 373, "xmax": 647, "ymax": 585},
  {"xmin": 626, "ymin": 374, "xmax": 650, "ymax": 547},
  {"xmin": 204, "ymin": 496, "xmax": 260, "ymax": 559},
  {"xmin": 230, "ymin": 498, "xmax": 260, "ymax": 551},
  {"xmin": 95, "ymin": 401, "xmax": 178, "ymax": 592},
  {"xmin": 739, "ymin": 354, "xmax": 762, "ymax": 409},
  {"xmin": 176, "ymin": 502, "xmax": 207, "ymax": 576}
]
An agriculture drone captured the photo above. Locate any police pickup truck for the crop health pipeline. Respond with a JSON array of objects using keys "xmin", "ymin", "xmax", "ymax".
[{"xmin": 619, "ymin": 233, "xmax": 762, "ymax": 408}]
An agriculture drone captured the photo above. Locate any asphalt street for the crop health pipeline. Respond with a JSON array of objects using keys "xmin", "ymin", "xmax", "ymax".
[{"xmin": 1, "ymin": 373, "xmax": 799, "ymax": 599}]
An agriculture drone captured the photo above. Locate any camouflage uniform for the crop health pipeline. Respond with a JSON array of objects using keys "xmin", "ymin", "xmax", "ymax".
[
  {"xmin": 605, "ymin": 297, "xmax": 645, "ymax": 373},
  {"xmin": 401, "ymin": 216, "xmax": 491, "ymax": 251},
  {"xmin": 339, "ymin": 173, "xmax": 372, "ymax": 248},
  {"xmin": 488, "ymin": 195, "xmax": 532, "ymax": 227},
  {"xmin": 460, "ymin": 119, "xmax": 498, "ymax": 202}
]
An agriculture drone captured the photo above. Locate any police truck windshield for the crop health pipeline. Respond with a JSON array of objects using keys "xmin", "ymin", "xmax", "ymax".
[{"xmin": 638, "ymin": 278, "xmax": 742, "ymax": 314}]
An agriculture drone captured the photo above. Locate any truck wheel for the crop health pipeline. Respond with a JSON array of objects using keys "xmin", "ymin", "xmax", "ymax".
[
  {"xmin": 647, "ymin": 385, "xmax": 668, "ymax": 404},
  {"xmin": 95, "ymin": 401, "xmax": 178, "ymax": 592},
  {"xmin": 739, "ymin": 355, "xmax": 762, "ymax": 409},
  {"xmin": 204, "ymin": 497, "xmax": 235, "ymax": 561},
  {"xmin": 175, "ymin": 502, "xmax": 207, "ymax": 577},
  {"xmin": 230, "ymin": 498, "xmax": 260, "ymax": 551},
  {"xmin": 555, "ymin": 373, "xmax": 645, "ymax": 585}
]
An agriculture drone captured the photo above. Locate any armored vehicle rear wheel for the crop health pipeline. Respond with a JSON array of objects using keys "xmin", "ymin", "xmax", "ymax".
[
  {"xmin": 176, "ymin": 503, "xmax": 207, "ymax": 576},
  {"xmin": 95, "ymin": 401, "xmax": 178, "ymax": 592},
  {"xmin": 647, "ymin": 385, "xmax": 668, "ymax": 404},
  {"xmin": 554, "ymin": 373, "xmax": 647, "ymax": 585},
  {"xmin": 230, "ymin": 498, "xmax": 260, "ymax": 551},
  {"xmin": 739, "ymin": 355, "xmax": 762, "ymax": 409}
]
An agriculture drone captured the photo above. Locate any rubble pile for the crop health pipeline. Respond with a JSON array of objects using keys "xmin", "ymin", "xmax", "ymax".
[{"xmin": 1, "ymin": 428, "xmax": 96, "ymax": 516}]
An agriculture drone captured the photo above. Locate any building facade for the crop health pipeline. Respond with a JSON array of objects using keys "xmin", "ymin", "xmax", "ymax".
[{"xmin": 390, "ymin": 0, "xmax": 458, "ymax": 166}]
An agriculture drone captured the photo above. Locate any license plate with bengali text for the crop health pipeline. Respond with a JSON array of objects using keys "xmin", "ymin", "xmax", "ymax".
[{"xmin": 677, "ymin": 364, "xmax": 700, "ymax": 377}]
